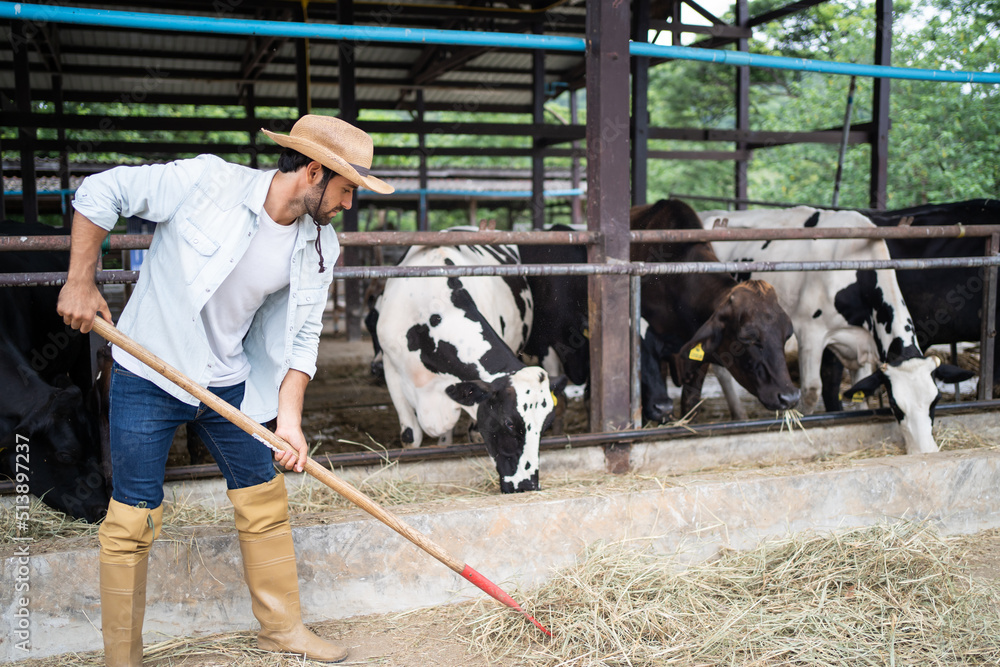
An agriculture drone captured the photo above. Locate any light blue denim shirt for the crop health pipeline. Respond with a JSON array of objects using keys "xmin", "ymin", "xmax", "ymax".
[{"xmin": 73, "ymin": 154, "xmax": 338, "ymax": 422}]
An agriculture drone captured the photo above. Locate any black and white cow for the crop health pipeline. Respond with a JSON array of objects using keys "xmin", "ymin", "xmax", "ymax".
[
  {"xmin": 518, "ymin": 228, "xmax": 673, "ymax": 426},
  {"xmin": 700, "ymin": 206, "xmax": 974, "ymax": 454},
  {"xmin": 0, "ymin": 221, "xmax": 109, "ymax": 521},
  {"xmin": 865, "ymin": 199, "xmax": 1000, "ymax": 395},
  {"xmin": 376, "ymin": 237, "xmax": 565, "ymax": 493},
  {"xmin": 632, "ymin": 200, "xmax": 801, "ymax": 419}
]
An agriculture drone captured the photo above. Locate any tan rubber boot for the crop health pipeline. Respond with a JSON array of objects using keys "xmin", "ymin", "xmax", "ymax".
[
  {"xmin": 228, "ymin": 475, "xmax": 348, "ymax": 663},
  {"xmin": 99, "ymin": 499, "xmax": 162, "ymax": 667}
]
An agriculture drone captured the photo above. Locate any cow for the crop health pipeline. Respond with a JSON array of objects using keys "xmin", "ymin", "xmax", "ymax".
[
  {"xmin": 375, "ymin": 236, "xmax": 565, "ymax": 493},
  {"xmin": 0, "ymin": 221, "xmax": 110, "ymax": 522},
  {"xmin": 631, "ymin": 199, "xmax": 801, "ymax": 419},
  {"xmin": 517, "ymin": 228, "xmax": 674, "ymax": 425},
  {"xmin": 863, "ymin": 199, "xmax": 1000, "ymax": 396},
  {"xmin": 699, "ymin": 206, "xmax": 975, "ymax": 454}
]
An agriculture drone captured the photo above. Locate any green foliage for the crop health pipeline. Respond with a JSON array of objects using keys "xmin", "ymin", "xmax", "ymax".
[{"xmin": 645, "ymin": 0, "xmax": 998, "ymax": 209}]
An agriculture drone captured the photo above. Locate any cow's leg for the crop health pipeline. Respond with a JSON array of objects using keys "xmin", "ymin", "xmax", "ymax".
[
  {"xmin": 820, "ymin": 348, "xmax": 846, "ymax": 412},
  {"xmin": 679, "ymin": 362, "xmax": 711, "ymax": 420},
  {"xmin": 714, "ymin": 365, "xmax": 748, "ymax": 421},
  {"xmin": 383, "ymin": 367, "xmax": 423, "ymax": 448},
  {"xmin": 795, "ymin": 334, "xmax": 825, "ymax": 414}
]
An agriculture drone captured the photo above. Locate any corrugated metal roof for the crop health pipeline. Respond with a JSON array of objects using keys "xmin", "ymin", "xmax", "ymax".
[{"xmin": 1, "ymin": 0, "xmax": 589, "ymax": 113}]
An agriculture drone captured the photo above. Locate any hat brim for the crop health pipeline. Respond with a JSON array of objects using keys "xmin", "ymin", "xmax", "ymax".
[{"xmin": 262, "ymin": 128, "xmax": 395, "ymax": 195}]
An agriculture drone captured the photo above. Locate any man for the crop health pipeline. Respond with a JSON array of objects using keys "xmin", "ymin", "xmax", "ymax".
[{"xmin": 57, "ymin": 115, "xmax": 394, "ymax": 666}]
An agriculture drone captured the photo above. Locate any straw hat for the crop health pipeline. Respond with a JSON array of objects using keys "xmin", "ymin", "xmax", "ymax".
[{"xmin": 262, "ymin": 115, "xmax": 394, "ymax": 194}]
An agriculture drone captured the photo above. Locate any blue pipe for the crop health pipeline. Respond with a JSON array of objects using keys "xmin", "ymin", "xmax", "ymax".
[
  {"xmin": 3, "ymin": 2, "xmax": 998, "ymax": 84},
  {"xmin": 631, "ymin": 42, "xmax": 1000, "ymax": 84}
]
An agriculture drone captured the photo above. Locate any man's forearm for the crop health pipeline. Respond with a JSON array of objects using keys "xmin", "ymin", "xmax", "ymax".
[
  {"xmin": 66, "ymin": 212, "xmax": 108, "ymax": 283},
  {"xmin": 57, "ymin": 212, "xmax": 113, "ymax": 332},
  {"xmin": 277, "ymin": 368, "xmax": 310, "ymax": 428}
]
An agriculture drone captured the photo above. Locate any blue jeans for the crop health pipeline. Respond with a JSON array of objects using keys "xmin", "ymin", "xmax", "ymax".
[{"xmin": 109, "ymin": 362, "xmax": 276, "ymax": 508}]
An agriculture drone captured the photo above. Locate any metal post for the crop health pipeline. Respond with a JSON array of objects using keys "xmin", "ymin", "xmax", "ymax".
[
  {"xmin": 416, "ymin": 90, "xmax": 429, "ymax": 231},
  {"xmin": 870, "ymin": 0, "xmax": 892, "ymax": 209},
  {"xmin": 979, "ymin": 232, "xmax": 999, "ymax": 400},
  {"xmin": 569, "ymin": 90, "xmax": 582, "ymax": 227},
  {"xmin": 54, "ymin": 73, "xmax": 72, "ymax": 227},
  {"xmin": 630, "ymin": 0, "xmax": 649, "ymax": 207},
  {"xmin": 339, "ymin": 0, "xmax": 362, "ymax": 341},
  {"xmin": 245, "ymin": 84, "xmax": 259, "ymax": 169},
  {"xmin": 832, "ymin": 75, "xmax": 857, "ymax": 208},
  {"xmin": 532, "ymin": 24, "xmax": 546, "ymax": 230},
  {"xmin": 586, "ymin": 0, "xmax": 632, "ymax": 471},
  {"xmin": 13, "ymin": 21, "xmax": 38, "ymax": 223},
  {"xmin": 630, "ymin": 274, "xmax": 642, "ymax": 429},
  {"xmin": 734, "ymin": 0, "xmax": 750, "ymax": 209},
  {"xmin": 295, "ymin": 4, "xmax": 311, "ymax": 117}
]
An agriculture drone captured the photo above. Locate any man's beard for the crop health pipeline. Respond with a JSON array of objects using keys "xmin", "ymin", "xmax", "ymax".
[{"xmin": 305, "ymin": 179, "xmax": 341, "ymax": 225}]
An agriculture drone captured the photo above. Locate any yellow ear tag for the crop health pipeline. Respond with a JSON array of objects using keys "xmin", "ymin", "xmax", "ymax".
[
  {"xmin": 852, "ymin": 391, "xmax": 865, "ymax": 403},
  {"xmin": 550, "ymin": 392, "xmax": 558, "ymax": 407},
  {"xmin": 689, "ymin": 343, "xmax": 705, "ymax": 361}
]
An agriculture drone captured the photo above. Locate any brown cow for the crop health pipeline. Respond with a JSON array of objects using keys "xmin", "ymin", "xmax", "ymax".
[{"xmin": 631, "ymin": 199, "xmax": 800, "ymax": 418}]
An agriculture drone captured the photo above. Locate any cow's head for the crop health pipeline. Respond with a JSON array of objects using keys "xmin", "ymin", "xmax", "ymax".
[
  {"xmin": 16, "ymin": 383, "xmax": 92, "ymax": 464},
  {"xmin": 446, "ymin": 368, "xmax": 567, "ymax": 493},
  {"xmin": 844, "ymin": 356, "xmax": 975, "ymax": 454},
  {"xmin": 6, "ymin": 381, "xmax": 110, "ymax": 523},
  {"xmin": 677, "ymin": 281, "xmax": 800, "ymax": 411}
]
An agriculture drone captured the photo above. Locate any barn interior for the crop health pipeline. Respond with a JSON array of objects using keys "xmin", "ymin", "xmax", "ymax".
[{"xmin": 3, "ymin": 3, "xmax": 1000, "ymax": 663}]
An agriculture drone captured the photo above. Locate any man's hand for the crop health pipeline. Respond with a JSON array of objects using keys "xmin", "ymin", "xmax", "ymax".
[
  {"xmin": 58, "ymin": 212, "xmax": 113, "ymax": 333},
  {"xmin": 273, "ymin": 422, "xmax": 308, "ymax": 473},
  {"xmin": 58, "ymin": 279, "xmax": 112, "ymax": 333},
  {"xmin": 274, "ymin": 369, "xmax": 311, "ymax": 473}
]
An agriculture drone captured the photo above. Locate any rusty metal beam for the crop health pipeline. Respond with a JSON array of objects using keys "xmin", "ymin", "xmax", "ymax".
[
  {"xmin": 586, "ymin": 0, "xmax": 633, "ymax": 470},
  {"xmin": 5, "ymin": 254, "xmax": 1000, "ymax": 289},
  {"xmin": 6, "ymin": 224, "xmax": 1000, "ymax": 254}
]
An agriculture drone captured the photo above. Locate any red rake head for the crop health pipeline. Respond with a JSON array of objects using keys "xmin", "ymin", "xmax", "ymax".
[{"xmin": 460, "ymin": 564, "xmax": 552, "ymax": 637}]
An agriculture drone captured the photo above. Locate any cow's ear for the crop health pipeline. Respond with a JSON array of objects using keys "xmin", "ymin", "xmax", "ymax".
[
  {"xmin": 548, "ymin": 374, "xmax": 568, "ymax": 395},
  {"xmin": 933, "ymin": 364, "xmax": 975, "ymax": 384},
  {"xmin": 446, "ymin": 380, "xmax": 492, "ymax": 406},
  {"xmin": 844, "ymin": 371, "xmax": 885, "ymax": 401}
]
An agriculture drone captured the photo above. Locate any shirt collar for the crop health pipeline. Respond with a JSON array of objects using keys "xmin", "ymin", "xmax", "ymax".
[
  {"xmin": 246, "ymin": 169, "xmax": 276, "ymax": 216},
  {"xmin": 247, "ymin": 169, "xmax": 318, "ymax": 244}
]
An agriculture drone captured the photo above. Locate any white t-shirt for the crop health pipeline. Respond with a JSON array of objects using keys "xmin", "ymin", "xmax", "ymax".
[{"xmin": 201, "ymin": 208, "xmax": 298, "ymax": 386}]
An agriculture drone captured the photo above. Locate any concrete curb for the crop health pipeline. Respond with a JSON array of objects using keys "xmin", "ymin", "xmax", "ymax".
[{"xmin": 3, "ymin": 413, "xmax": 999, "ymax": 662}]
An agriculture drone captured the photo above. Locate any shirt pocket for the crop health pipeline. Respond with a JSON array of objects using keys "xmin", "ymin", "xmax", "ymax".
[
  {"xmin": 293, "ymin": 287, "xmax": 329, "ymax": 329},
  {"xmin": 176, "ymin": 218, "xmax": 221, "ymax": 285}
]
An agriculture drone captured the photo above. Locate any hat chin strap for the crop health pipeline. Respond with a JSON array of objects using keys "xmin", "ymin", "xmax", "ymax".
[{"xmin": 307, "ymin": 175, "xmax": 332, "ymax": 273}]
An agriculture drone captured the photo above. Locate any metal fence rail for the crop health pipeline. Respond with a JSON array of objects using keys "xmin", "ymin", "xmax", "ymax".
[{"xmin": 4, "ymin": 256, "xmax": 1000, "ymax": 288}]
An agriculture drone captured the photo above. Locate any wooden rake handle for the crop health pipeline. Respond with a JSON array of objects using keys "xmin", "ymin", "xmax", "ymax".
[{"xmin": 90, "ymin": 316, "xmax": 551, "ymax": 636}]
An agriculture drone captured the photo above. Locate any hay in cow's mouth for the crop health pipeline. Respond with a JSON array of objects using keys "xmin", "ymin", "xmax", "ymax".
[{"xmin": 461, "ymin": 522, "xmax": 1000, "ymax": 666}]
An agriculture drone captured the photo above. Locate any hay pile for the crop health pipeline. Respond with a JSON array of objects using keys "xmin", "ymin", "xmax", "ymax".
[{"xmin": 466, "ymin": 523, "xmax": 1000, "ymax": 666}]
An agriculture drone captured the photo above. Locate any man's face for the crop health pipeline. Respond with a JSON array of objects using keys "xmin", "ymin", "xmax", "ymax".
[{"xmin": 307, "ymin": 172, "xmax": 357, "ymax": 225}]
